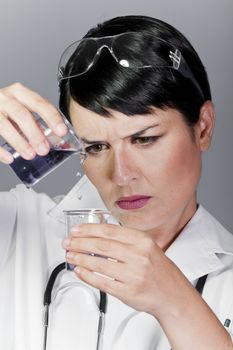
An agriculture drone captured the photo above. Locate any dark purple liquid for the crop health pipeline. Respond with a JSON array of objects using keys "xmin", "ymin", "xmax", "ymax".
[{"xmin": 10, "ymin": 149, "xmax": 76, "ymax": 186}]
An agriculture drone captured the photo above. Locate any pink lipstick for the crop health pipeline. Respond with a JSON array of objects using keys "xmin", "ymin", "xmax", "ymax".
[{"xmin": 116, "ymin": 195, "xmax": 151, "ymax": 210}]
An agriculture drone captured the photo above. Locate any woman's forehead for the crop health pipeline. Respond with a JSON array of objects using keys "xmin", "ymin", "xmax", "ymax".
[{"xmin": 69, "ymin": 99, "xmax": 184, "ymax": 138}]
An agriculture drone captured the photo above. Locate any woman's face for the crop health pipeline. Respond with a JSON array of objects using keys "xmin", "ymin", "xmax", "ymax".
[{"xmin": 70, "ymin": 100, "xmax": 203, "ymax": 248}]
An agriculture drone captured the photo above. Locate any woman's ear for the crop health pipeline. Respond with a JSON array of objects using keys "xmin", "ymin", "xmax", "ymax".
[{"xmin": 195, "ymin": 100, "xmax": 216, "ymax": 151}]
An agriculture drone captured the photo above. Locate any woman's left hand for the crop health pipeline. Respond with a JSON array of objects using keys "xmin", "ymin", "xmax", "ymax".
[{"xmin": 62, "ymin": 223, "xmax": 186, "ymax": 318}]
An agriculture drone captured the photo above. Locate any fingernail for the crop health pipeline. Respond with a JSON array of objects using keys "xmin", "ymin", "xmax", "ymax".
[
  {"xmin": 71, "ymin": 225, "xmax": 81, "ymax": 235},
  {"xmin": 62, "ymin": 238, "xmax": 71, "ymax": 248},
  {"xmin": 1, "ymin": 152, "xmax": 14, "ymax": 164},
  {"xmin": 22, "ymin": 148, "xmax": 36, "ymax": 159},
  {"xmin": 37, "ymin": 141, "xmax": 49, "ymax": 155},
  {"xmin": 66, "ymin": 251, "xmax": 74, "ymax": 259},
  {"xmin": 55, "ymin": 123, "xmax": 67, "ymax": 136},
  {"xmin": 74, "ymin": 266, "xmax": 80, "ymax": 274}
]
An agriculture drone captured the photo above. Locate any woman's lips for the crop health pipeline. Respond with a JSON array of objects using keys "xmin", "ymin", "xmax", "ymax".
[{"xmin": 116, "ymin": 195, "xmax": 151, "ymax": 210}]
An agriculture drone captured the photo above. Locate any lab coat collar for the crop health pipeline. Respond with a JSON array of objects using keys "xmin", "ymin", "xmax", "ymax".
[
  {"xmin": 48, "ymin": 175, "xmax": 233, "ymax": 282},
  {"xmin": 48, "ymin": 175, "xmax": 107, "ymax": 222},
  {"xmin": 166, "ymin": 205, "xmax": 233, "ymax": 281}
]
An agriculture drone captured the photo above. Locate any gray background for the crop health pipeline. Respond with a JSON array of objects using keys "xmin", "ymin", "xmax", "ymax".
[{"xmin": 0, "ymin": 0, "xmax": 232, "ymax": 232}]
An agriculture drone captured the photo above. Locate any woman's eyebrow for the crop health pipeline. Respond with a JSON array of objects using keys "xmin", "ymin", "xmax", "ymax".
[
  {"xmin": 81, "ymin": 124, "xmax": 160, "ymax": 144},
  {"xmin": 131, "ymin": 124, "xmax": 160, "ymax": 138},
  {"xmin": 81, "ymin": 138, "xmax": 102, "ymax": 145}
]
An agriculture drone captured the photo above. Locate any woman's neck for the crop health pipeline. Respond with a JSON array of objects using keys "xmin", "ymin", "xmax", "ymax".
[{"xmin": 147, "ymin": 200, "xmax": 198, "ymax": 252}]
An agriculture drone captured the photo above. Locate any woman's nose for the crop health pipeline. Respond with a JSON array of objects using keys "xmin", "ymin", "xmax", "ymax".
[{"xmin": 110, "ymin": 149, "xmax": 137, "ymax": 186}]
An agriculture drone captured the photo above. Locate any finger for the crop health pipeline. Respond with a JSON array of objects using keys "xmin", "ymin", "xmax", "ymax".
[
  {"xmin": 67, "ymin": 252, "xmax": 127, "ymax": 283},
  {"xmin": 74, "ymin": 265, "xmax": 125, "ymax": 298},
  {"xmin": 1, "ymin": 83, "xmax": 67, "ymax": 136},
  {"xmin": 0, "ymin": 112, "xmax": 36, "ymax": 160},
  {"xmin": 70, "ymin": 223, "xmax": 145, "ymax": 244},
  {"xmin": 63, "ymin": 236, "xmax": 134, "ymax": 263},
  {"xmin": 0, "ymin": 146, "xmax": 14, "ymax": 164},
  {"xmin": 1, "ymin": 100, "xmax": 50, "ymax": 156}
]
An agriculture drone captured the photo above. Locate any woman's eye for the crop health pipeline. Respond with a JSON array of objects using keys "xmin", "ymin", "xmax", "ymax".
[
  {"xmin": 132, "ymin": 136, "xmax": 159, "ymax": 145},
  {"xmin": 85, "ymin": 144, "xmax": 108, "ymax": 155}
]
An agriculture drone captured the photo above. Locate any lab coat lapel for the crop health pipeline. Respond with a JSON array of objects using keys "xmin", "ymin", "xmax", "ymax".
[
  {"xmin": 48, "ymin": 175, "xmax": 107, "ymax": 223},
  {"xmin": 165, "ymin": 205, "xmax": 233, "ymax": 282}
]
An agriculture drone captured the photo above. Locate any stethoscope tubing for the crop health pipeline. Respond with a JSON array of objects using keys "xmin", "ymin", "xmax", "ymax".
[
  {"xmin": 43, "ymin": 262, "xmax": 208, "ymax": 350},
  {"xmin": 43, "ymin": 262, "xmax": 107, "ymax": 350}
]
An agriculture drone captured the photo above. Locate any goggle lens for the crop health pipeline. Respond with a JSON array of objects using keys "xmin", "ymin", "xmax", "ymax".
[
  {"xmin": 58, "ymin": 32, "xmax": 172, "ymax": 81},
  {"xmin": 57, "ymin": 32, "xmax": 204, "ymax": 99}
]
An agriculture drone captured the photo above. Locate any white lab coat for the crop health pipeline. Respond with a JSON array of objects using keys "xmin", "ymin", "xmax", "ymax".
[{"xmin": 0, "ymin": 175, "xmax": 233, "ymax": 350}]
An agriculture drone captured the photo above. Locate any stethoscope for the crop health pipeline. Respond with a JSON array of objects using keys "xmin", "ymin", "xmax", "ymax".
[
  {"xmin": 43, "ymin": 264, "xmax": 229, "ymax": 350},
  {"xmin": 43, "ymin": 262, "xmax": 107, "ymax": 350}
]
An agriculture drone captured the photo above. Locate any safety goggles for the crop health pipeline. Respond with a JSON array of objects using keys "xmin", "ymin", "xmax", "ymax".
[{"xmin": 57, "ymin": 31, "xmax": 204, "ymax": 98}]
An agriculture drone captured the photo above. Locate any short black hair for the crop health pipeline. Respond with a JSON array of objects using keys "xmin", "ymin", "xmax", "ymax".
[{"xmin": 59, "ymin": 15, "xmax": 211, "ymax": 127}]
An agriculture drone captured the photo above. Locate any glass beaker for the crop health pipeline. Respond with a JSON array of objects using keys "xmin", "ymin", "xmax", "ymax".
[
  {"xmin": 64, "ymin": 209, "xmax": 112, "ymax": 271},
  {"xmin": 2, "ymin": 114, "xmax": 86, "ymax": 187}
]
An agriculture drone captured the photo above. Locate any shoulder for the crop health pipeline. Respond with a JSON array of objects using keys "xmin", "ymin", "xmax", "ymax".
[
  {"xmin": 0, "ymin": 184, "xmax": 56, "ymax": 219},
  {"xmin": 198, "ymin": 205, "xmax": 233, "ymax": 254}
]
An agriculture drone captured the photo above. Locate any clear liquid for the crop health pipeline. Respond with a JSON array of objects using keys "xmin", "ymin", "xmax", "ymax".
[{"xmin": 10, "ymin": 149, "xmax": 76, "ymax": 187}]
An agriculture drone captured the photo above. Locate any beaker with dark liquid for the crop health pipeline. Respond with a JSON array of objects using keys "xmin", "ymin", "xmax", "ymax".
[{"xmin": 2, "ymin": 116, "xmax": 86, "ymax": 187}]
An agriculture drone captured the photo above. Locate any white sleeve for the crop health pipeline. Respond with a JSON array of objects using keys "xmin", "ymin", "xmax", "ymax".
[{"xmin": 0, "ymin": 191, "xmax": 17, "ymax": 269}]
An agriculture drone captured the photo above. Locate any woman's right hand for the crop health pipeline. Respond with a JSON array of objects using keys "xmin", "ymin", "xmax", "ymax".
[{"xmin": 0, "ymin": 83, "xmax": 67, "ymax": 164}]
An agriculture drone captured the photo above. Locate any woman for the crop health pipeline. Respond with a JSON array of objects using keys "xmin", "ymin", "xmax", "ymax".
[{"xmin": 0, "ymin": 15, "xmax": 232, "ymax": 350}]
